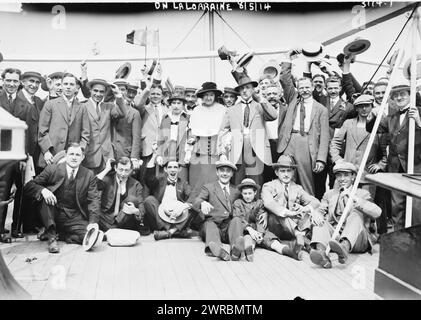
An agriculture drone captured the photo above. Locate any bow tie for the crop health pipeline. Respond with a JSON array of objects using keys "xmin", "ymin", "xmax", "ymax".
[
  {"xmin": 167, "ymin": 180, "xmax": 176, "ymax": 186},
  {"xmin": 241, "ymin": 100, "xmax": 251, "ymax": 105},
  {"xmin": 399, "ymin": 108, "xmax": 409, "ymax": 115},
  {"xmin": 170, "ymin": 121, "xmax": 179, "ymax": 125}
]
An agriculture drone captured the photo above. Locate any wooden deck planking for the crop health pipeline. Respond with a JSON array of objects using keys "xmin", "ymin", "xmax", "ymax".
[{"xmin": 2, "ymin": 234, "xmax": 381, "ymax": 300}]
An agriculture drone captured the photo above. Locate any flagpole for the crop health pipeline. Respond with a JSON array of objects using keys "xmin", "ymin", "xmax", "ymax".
[{"xmin": 157, "ymin": 29, "xmax": 160, "ymax": 61}]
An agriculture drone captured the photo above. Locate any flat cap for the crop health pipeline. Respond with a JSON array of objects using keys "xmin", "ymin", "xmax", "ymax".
[
  {"xmin": 333, "ymin": 161, "xmax": 357, "ymax": 174},
  {"xmin": 215, "ymin": 159, "xmax": 237, "ymax": 171},
  {"xmin": 22, "ymin": 71, "xmax": 43, "ymax": 81},
  {"xmin": 354, "ymin": 94, "xmax": 374, "ymax": 106}
]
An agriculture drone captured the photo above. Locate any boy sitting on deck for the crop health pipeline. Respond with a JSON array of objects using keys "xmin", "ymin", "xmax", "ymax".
[{"xmin": 233, "ymin": 178, "xmax": 306, "ymax": 261}]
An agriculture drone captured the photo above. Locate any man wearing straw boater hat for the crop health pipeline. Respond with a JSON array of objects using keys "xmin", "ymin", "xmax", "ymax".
[
  {"xmin": 309, "ymin": 161, "xmax": 381, "ymax": 269},
  {"xmin": 366, "ymin": 79, "xmax": 421, "ymax": 229},
  {"xmin": 218, "ymin": 75, "xmax": 277, "ymax": 186},
  {"xmin": 82, "ymin": 78, "xmax": 128, "ymax": 174},
  {"xmin": 192, "ymin": 159, "xmax": 244, "ymax": 261},
  {"xmin": 261, "ymin": 155, "xmax": 319, "ymax": 252}
]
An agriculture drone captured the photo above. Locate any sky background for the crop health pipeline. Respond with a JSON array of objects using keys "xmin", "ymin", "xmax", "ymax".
[{"xmin": 0, "ymin": 1, "xmax": 419, "ymax": 97}]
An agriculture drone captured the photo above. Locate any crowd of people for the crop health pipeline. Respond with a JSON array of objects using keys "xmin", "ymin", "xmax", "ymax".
[{"xmin": 0, "ymin": 43, "xmax": 420, "ymax": 270}]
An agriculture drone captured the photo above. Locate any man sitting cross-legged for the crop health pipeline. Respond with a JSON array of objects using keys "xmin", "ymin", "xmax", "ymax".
[
  {"xmin": 261, "ymin": 155, "xmax": 320, "ymax": 257},
  {"xmin": 144, "ymin": 160, "xmax": 198, "ymax": 240},
  {"xmin": 96, "ymin": 157, "xmax": 145, "ymax": 232},
  {"xmin": 24, "ymin": 143, "xmax": 101, "ymax": 253},
  {"xmin": 309, "ymin": 162, "xmax": 381, "ymax": 269},
  {"xmin": 192, "ymin": 159, "xmax": 244, "ymax": 261},
  {"xmin": 233, "ymin": 178, "xmax": 306, "ymax": 261}
]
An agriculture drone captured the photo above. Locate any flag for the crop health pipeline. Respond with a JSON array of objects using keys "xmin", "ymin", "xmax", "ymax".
[
  {"xmin": 165, "ymin": 77, "xmax": 174, "ymax": 94},
  {"xmin": 126, "ymin": 29, "xmax": 159, "ymax": 47}
]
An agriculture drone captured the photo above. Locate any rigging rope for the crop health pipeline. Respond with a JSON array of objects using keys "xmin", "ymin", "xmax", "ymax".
[{"xmin": 172, "ymin": 11, "xmax": 207, "ymax": 53}]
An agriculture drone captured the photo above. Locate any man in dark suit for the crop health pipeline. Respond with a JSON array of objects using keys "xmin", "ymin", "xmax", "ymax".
[
  {"xmin": 38, "ymin": 73, "xmax": 90, "ymax": 169},
  {"xmin": 277, "ymin": 56, "xmax": 329, "ymax": 199},
  {"xmin": 366, "ymin": 83, "xmax": 421, "ymax": 229},
  {"xmin": 24, "ymin": 143, "xmax": 101, "ymax": 253},
  {"xmin": 96, "ymin": 157, "xmax": 145, "ymax": 232},
  {"xmin": 144, "ymin": 160, "xmax": 197, "ymax": 240},
  {"xmin": 192, "ymin": 160, "xmax": 244, "ymax": 261}
]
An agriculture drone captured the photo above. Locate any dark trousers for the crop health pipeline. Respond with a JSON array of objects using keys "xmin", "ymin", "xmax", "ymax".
[
  {"xmin": 267, "ymin": 213, "xmax": 311, "ymax": 240},
  {"xmin": 200, "ymin": 217, "xmax": 244, "ymax": 253},
  {"xmin": 99, "ymin": 212, "xmax": 139, "ymax": 232},
  {"xmin": 263, "ymin": 139, "xmax": 279, "ymax": 183},
  {"xmin": 144, "ymin": 195, "xmax": 193, "ymax": 233},
  {"xmin": 40, "ymin": 202, "xmax": 88, "ymax": 244}
]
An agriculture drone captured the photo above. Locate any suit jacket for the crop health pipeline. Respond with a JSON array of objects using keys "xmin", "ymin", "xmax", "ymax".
[
  {"xmin": 278, "ymin": 64, "xmax": 330, "ymax": 166},
  {"xmin": 38, "ymin": 96, "xmax": 90, "ymax": 168},
  {"xmin": 261, "ymin": 179, "xmax": 320, "ymax": 217},
  {"xmin": 318, "ymin": 187, "xmax": 381, "ymax": 248},
  {"xmin": 112, "ymin": 106, "xmax": 142, "ymax": 159},
  {"xmin": 157, "ymin": 112, "xmax": 190, "ymax": 164},
  {"xmin": 330, "ymin": 118, "xmax": 387, "ymax": 182},
  {"xmin": 323, "ymin": 97, "xmax": 356, "ymax": 138},
  {"xmin": 146, "ymin": 175, "xmax": 192, "ymax": 204},
  {"xmin": 366, "ymin": 107, "xmax": 421, "ymax": 172},
  {"xmin": 192, "ymin": 181, "xmax": 240, "ymax": 224},
  {"xmin": 96, "ymin": 172, "xmax": 144, "ymax": 228},
  {"xmin": 83, "ymin": 97, "xmax": 127, "ymax": 168},
  {"xmin": 217, "ymin": 98, "xmax": 277, "ymax": 165},
  {"xmin": 23, "ymin": 163, "xmax": 101, "ymax": 223}
]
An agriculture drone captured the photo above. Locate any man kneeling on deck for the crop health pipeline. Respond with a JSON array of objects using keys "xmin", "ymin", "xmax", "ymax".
[
  {"xmin": 192, "ymin": 159, "xmax": 244, "ymax": 261},
  {"xmin": 144, "ymin": 160, "xmax": 198, "ymax": 240},
  {"xmin": 261, "ymin": 155, "xmax": 320, "ymax": 259},
  {"xmin": 309, "ymin": 162, "xmax": 381, "ymax": 269},
  {"xmin": 96, "ymin": 157, "xmax": 145, "ymax": 232},
  {"xmin": 24, "ymin": 143, "xmax": 101, "ymax": 253}
]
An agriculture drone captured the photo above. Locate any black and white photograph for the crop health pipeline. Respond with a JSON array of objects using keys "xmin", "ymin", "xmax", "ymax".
[{"xmin": 0, "ymin": 0, "xmax": 421, "ymax": 303}]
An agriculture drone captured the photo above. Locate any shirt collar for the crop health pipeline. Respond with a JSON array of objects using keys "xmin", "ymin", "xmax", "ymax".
[
  {"xmin": 62, "ymin": 95, "xmax": 74, "ymax": 106},
  {"xmin": 7, "ymin": 92, "xmax": 17, "ymax": 100},
  {"xmin": 65, "ymin": 164, "xmax": 79, "ymax": 177},
  {"xmin": 219, "ymin": 181, "xmax": 230, "ymax": 193},
  {"xmin": 89, "ymin": 97, "xmax": 103, "ymax": 106}
]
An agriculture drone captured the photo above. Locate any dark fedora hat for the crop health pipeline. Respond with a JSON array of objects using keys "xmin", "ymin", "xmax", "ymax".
[
  {"xmin": 196, "ymin": 82, "xmax": 222, "ymax": 98},
  {"xmin": 234, "ymin": 76, "xmax": 258, "ymax": 92},
  {"xmin": 168, "ymin": 92, "xmax": 187, "ymax": 104},
  {"xmin": 272, "ymin": 154, "xmax": 297, "ymax": 168},
  {"xmin": 343, "ymin": 37, "xmax": 371, "ymax": 57},
  {"xmin": 87, "ymin": 78, "xmax": 110, "ymax": 90},
  {"xmin": 223, "ymin": 87, "xmax": 239, "ymax": 96}
]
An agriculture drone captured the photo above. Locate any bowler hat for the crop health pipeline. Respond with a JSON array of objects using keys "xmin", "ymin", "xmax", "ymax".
[
  {"xmin": 353, "ymin": 94, "xmax": 374, "ymax": 106},
  {"xmin": 215, "ymin": 159, "xmax": 237, "ymax": 171},
  {"xmin": 272, "ymin": 154, "xmax": 297, "ymax": 168},
  {"xmin": 403, "ymin": 55, "xmax": 421, "ymax": 80},
  {"xmin": 196, "ymin": 82, "xmax": 222, "ymax": 98},
  {"xmin": 82, "ymin": 223, "xmax": 104, "ymax": 251},
  {"xmin": 22, "ymin": 71, "xmax": 43, "ymax": 82},
  {"xmin": 158, "ymin": 200, "xmax": 190, "ymax": 224},
  {"xmin": 87, "ymin": 78, "xmax": 110, "ymax": 90},
  {"xmin": 234, "ymin": 76, "xmax": 258, "ymax": 92},
  {"xmin": 168, "ymin": 92, "xmax": 187, "ymax": 104},
  {"xmin": 223, "ymin": 87, "xmax": 238, "ymax": 96},
  {"xmin": 333, "ymin": 161, "xmax": 357, "ymax": 174},
  {"xmin": 237, "ymin": 178, "xmax": 260, "ymax": 191}
]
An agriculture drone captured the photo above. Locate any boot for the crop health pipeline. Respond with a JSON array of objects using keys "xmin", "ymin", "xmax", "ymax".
[{"xmin": 154, "ymin": 230, "xmax": 171, "ymax": 241}]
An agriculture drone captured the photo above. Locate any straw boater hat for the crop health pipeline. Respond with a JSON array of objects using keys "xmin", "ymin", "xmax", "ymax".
[
  {"xmin": 301, "ymin": 42, "xmax": 324, "ymax": 62},
  {"xmin": 215, "ymin": 158, "xmax": 237, "ymax": 171},
  {"xmin": 167, "ymin": 92, "xmax": 187, "ymax": 104},
  {"xmin": 237, "ymin": 178, "xmax": 260, "ymax": 191},
  {"xmin": 403, "ymin": 55, "xmax": 421, "ymax": 80},
  {"xmin": 158, "ymin": 200, "xmax": 190, "ymax": 224},
  {"xmin": 196, "ymin": 82, "xmax": 222, "ymax": 98},
  {"xmin": 82, "ymin": 223, "xmax": 104, "ymax": 251},
  {"xmin": 353, "ymin": 94, "xmax": 374, "ymax": 107},
  {"xmin": 271, "ymin": 154, "xmax": 297, "ymax": 168},
  {"xmin": 332, "ymin": 161, "xmax": 358, "ymax": 174},
  {"xmin": 390, "ymin": 79, "xmax": 411, "ymax": 95},
  {"xmin": 260, "ymin": 60, "xmax": 281, "ymax": 80},
  {"xmin": 234, "ymin": 76, "xmax": 258, "ymax": 92},
  {"xmin": 87, "ymin": 78, "xmax": 110, "ymax": 90},
  {"xmin": 185, "ymin": 87, "xmax": 197, "ymax": 94}
]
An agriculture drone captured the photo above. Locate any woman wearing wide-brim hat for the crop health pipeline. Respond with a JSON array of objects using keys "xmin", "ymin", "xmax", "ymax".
[{"xmin": 188, "ymin": 81, "xmax": 227, "ymax": 200}]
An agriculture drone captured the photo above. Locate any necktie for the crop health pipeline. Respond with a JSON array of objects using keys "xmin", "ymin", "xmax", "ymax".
[
  {"xmin": 243, "ymin": 101, "xmax": 250, "ymax": 127},
  {"xmin": 69, "ymin": 169, "xmax": 75, "ymax": 182},
  {"xmin": 284, "ymin": 184, "xmax": 289, "ymax": 209},
  {"xmin": 167, "ymin": 180, "xmax": 176, "ymax": 186},
  {"xmin": 114, "ymin": 182, "xmax": 121, "ymax": 217},
  {"xmin": 96, "ymin": 102, "xmax": 101, "ymax": 117},
  {"xmin": 8, "ymin": 94, "xmax": 13, "ymax": 105},
  {"xmin": 299, "ymin": 100, "xmax": 306, "ymax": 136},
  {"xmin": 223, "ymin": 186, "xmax": 232, "ymax": 212}
]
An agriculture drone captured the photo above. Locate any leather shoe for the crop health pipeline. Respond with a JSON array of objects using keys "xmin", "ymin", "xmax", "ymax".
[
  {"xmin": 48, "ymin": 237, "xmax": 60, "ymax": 254},
  {"xmin": 231, "ymin": 236, "xmax": 245, "ymax": 261},
  {"xmin": 310, "ymin": 249, "xmax": 332, "ymax": 268},
  {"xmin": 282, "ymin": 241, "xmax": 304, "ymax": 261},
  {"xmin": 11, "ymin": 230, "xmax": 24, "ymax": 238},
  {"xmin": 244, "ymin": 244, "xmax": 254, "ymax": 262},
  {"xmin": 138, "ymin": 224, "xmax": 151, "ymax": 236},
  {"xmin": 38, "ymin": 230, "xmax": 49, "ymax": 241},
  {"xmin": 154, "ymin": 230, "xmax": 171, "ymax": 241},
  {"xmin": 0, "ymin": 233, "xmax": 11, "ymax": 243},
  {"xmin": 329, "ymin": 240, "xmax": 349, "ymax": 264},
  {"xmin": 208, "ymin": 241, "xmax": 230, "ymax": 261}
]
